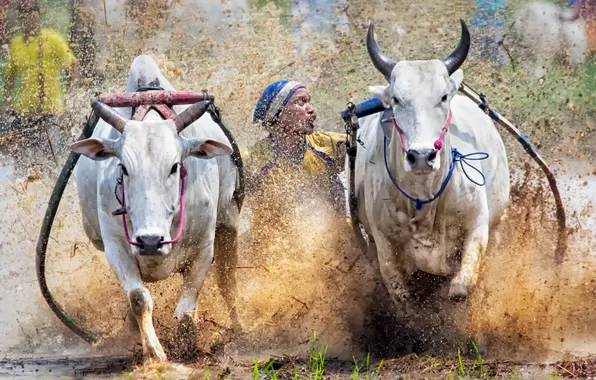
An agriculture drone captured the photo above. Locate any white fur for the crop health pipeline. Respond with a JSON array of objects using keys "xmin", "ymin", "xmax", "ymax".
[
  {"xmin": 72, "ymin": 55, "xmax": 239, "ymax": 361},
  {"xmin": 347, "ymin": 61, "xmax": 510, "ymax": 308}
]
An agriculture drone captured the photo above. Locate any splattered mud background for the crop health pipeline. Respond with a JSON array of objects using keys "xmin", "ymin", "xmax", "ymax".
[{"xmin": 0, "ymin": 0, "xmax": 594, "ymax": 377}]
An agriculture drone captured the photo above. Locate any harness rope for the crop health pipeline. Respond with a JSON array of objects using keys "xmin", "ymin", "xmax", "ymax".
[
  {"xmin": 36, "ymin": 87, "xmax": 245, "ymax": 347},
  {"xmin": 381, "ymin": 111, "xmax": 488, "ymax": 211}
]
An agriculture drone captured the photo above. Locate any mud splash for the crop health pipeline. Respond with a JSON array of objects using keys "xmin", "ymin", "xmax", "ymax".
[
  {"xmin": 0, "ymin": 0, "xmax": 594, "ymax": 374},
  {"xmin": 467, "ymin": 158, "xmax": 596, "ymax": 362}
]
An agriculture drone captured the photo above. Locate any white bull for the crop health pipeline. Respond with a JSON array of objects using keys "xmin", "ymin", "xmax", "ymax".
[
  {"xmin": 72, "ymin": 55, "xmax": 241, "ymax": 361},
  {"xmin": 512, "ymin": 1, "xmax": 587, "ymax": 78},
  {"xmin": 350, "ymin": 20, "xmax": 510, "ymax": 310}
]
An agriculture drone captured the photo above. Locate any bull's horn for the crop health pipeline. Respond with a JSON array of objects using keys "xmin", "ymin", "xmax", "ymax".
[
  {"xmin": 91, "ymin": 99, "xmax": 127, "ymax": 133},
  {"xmin": 173, "ymin": 100, "xmax": 210, "ymax": 133},
  {"xmin": 366, "ymin": 22, "xmax": 397, "ymax": 81},
  {"xmin": 440, "ymin": 18, "xmax": 471, "ymax": 75}
]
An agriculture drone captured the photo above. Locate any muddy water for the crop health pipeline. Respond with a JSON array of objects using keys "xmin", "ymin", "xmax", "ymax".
[
  {"xmin": 466, "ymin": 157, "xmax": 596, "ymax": 362},
  {"xmin": 0, "ymin": 0, "xmax": 595, "ymax": 376}
]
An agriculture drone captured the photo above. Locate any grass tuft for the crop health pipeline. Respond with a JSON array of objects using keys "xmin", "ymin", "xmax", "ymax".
[
  {"xmin": 352, "ymin": 352, "xmax": 383, "ymax": 379},
  {"xmin": 457, "ymin": 348, "xmax": 465, "ymax": 379},
  {"xmin": 308, "ymin": 331, "xmax": 328, "ymax": 380}
]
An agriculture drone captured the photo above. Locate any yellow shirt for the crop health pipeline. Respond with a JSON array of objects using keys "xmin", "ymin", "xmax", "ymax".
[
  {"xmin": 242, "ymin": 130, "xmax": 347, "ymax": 192},
  {"xmin": 5, "ymin": 29, "xmax": 75, "ymax": 116}
]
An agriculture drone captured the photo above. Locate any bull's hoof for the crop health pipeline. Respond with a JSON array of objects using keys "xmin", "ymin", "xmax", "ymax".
[
  {"xmin": 144, "ymin": 341, "xmax": 168, "ymax": 363},
  {"xmin": 173, "ymin": 314, "xmax": 199, "ymax": 362},
  {"xmin": 448, "ymin": 283, "xmax": 469, "ymax": 302}
]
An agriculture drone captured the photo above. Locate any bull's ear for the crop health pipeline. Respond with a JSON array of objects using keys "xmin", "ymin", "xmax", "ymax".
[
  {"xmin": 186, "ymin": 137, "xmax": 233, "ymax": 159},
  {"xmin": 368, "ymin": 85, "xmax": 391, "ymax": 107},
  {"xmin": 450, "ymin": 69, "xmax": 464, "ymax": 91},
  {"xmin": 71, "ymin": 138, "xmax": 118, "ymax": 161}
]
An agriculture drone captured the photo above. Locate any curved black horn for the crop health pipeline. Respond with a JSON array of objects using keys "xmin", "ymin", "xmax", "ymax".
[
  {"xmin": 91, "ymin": 99, "xmax": 127, "ymax": 133},
  {"xmin": 440, "ymin": 18, "xmax": 471, "ymax": 75},
  {"xmin": 366, "ymin": 22, "xmax": 397, "ymax": 80},
  {"xmin": 173, "ymin": 100, "xmax": 210, "ymax": 133}
]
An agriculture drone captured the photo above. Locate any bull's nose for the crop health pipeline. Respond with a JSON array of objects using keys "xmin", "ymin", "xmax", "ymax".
[
  {"xmin": 406, "ymin": 148, "xmax": 437, "ymax": 171},
  {"xmin": 136, "ymin": 235, "xmax": 164, "ymax": 256}
]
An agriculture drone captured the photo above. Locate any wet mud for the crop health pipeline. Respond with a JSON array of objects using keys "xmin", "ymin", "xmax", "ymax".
[{"xmin": 0, "ymin": 0, "xmax": 594, "ymax": 377}]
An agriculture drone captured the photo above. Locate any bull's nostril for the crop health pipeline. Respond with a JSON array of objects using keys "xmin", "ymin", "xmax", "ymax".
[
  {"xmin": 428, "ymin": 152, "xmax": 437, "ymax": 162},
  {"xmin": 406, "ymin": 153, "xmax": 416, "ymax": 165},
  {"xmin": 137, "ymin": 235, "xmax": 163, "ymax": 254}
]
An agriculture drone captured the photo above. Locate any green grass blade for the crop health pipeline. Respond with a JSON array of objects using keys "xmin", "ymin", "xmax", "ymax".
[{"xmin": 457, "ymin": 348, "xmax": 465, "ymax": 379}]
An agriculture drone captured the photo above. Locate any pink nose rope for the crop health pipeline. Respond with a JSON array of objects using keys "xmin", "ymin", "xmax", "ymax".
[
  {"xmin": 120, "ymin": 165, "xmax": 187, "ymax": 246},
  {"xmin": 388, "ymin": 110, "xmax": 453, "ymax": 154}
]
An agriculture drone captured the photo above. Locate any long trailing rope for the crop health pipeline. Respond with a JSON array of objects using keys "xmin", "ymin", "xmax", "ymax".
[
  {"xmin": 36, "ymin": 111, "xmax": 100, "ymax": 344},
  {"xmin": 458, "ymin": 82, "xmax": 567, "ymax": 262},
  {"xmin": 36, "ymin": 96, "xmax": 245, "ymax": 345},
  {"xmin": 206, "ymin": 101, "xmax": 245, "ymax": 211}
]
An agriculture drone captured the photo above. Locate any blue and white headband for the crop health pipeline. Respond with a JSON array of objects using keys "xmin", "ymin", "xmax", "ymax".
[{"xmin": 253, "ymin": 80, "xmax": 305, "ymax": 130}]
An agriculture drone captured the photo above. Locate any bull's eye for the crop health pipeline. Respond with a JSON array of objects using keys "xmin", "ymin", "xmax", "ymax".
[
  {"xmin": 393, "ymin": 97, "xmax": 400, "ymax": 105},
  {"xmin": 120, "ymin": 165, "xmax": 128, "ymax": 176},
  {"xmin": 170, "ymin": 163, "xmax": 179, "ymax": 175},
  {"xmin": 441, "ymin": 94, "xmax": 448, "ymax": 102}
]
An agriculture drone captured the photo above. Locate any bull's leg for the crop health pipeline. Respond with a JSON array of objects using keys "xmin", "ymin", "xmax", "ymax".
[
  {"xmin": 102, "ymin": 239, "xmax": 166, "ymax": 361},
  {"xmin": 374, "ymin": 233, "xmax": 413, "ymax": 311},
  {"xmin": 214, "ymin": 224, "xmax": 241, "ymax": 333},
  {"xmin": 129, "ymin": 287, "xmax": 166, "ymax": 361},
  {"xmin": 449, "ymin": 220, "xmax": 489, "ymax": 302},
  {"xmin": 175, "ymin": 241, "xmax": 214, "ymax": 320},
  {"xmin": 173, "ymin": 242, "xmax": 214, "ymax": 360}
]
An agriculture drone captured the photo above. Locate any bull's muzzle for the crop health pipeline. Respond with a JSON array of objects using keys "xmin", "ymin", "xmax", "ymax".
[
  {"xmin": 406, "ymin": 148, "xmax": 437, "ymax": 173},
  {"xmin": 136, "ymin": 235, "xmax": 165, "ymax": 256}
]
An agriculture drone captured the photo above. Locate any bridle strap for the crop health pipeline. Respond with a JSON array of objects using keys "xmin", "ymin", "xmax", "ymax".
[
  {"xmin": 116, "ymin": 89, "xmax": 188, "ymax": 247},
  {"xmin": 119, "ymin": 165, "xmax": 187, "ymax": 246},
  {"xmin": 387, "ymin": 110, "xmax": 453, "ymax": 153}
]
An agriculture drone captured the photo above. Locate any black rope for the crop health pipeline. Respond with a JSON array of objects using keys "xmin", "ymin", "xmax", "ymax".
[
  {"xmin": 36, "ymin": 112, "xmax": 100, "ymax": 344},
  {"xmin": 207, "ymin": 103, "xmax": 245, "ymax": 211},
  {"xmin": 114, "ymin": 176, "xmax": 122, "ymax": 205}
]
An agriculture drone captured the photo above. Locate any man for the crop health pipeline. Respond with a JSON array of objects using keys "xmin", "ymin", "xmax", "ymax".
[
  {"xmin": 4, "ymin": 0, "xmax": 77, "ymax": 117},
  {"xmin": 243, "ymin": 80, "xmax": 347, "ymax": 212},
  {"xmin": 3, "ymin": 0, "xmax": 77, "ymax": 157}
]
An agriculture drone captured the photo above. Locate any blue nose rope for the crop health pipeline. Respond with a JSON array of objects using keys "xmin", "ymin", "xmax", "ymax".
[{"xmin": 383, "ymin": 135, "xmax": 489, "ymax": 211}]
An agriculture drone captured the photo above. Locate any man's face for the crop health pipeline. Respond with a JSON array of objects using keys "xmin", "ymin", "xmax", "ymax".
[{"xmin": 276, "ymin": 88, "xmax": 317, "ymax": 136}]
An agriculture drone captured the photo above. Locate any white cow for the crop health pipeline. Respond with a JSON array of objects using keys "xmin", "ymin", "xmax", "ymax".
[
  {"xmin": 349, "ymin": 20, "xmax": 510, "ymax": 311},
  {"xmin": 72, "ymin": 55, "xmax": 241, "ymax": 361},
  {"xmin": 512, "ymin": 1, "xmax": 587, "ymax": 78}
]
